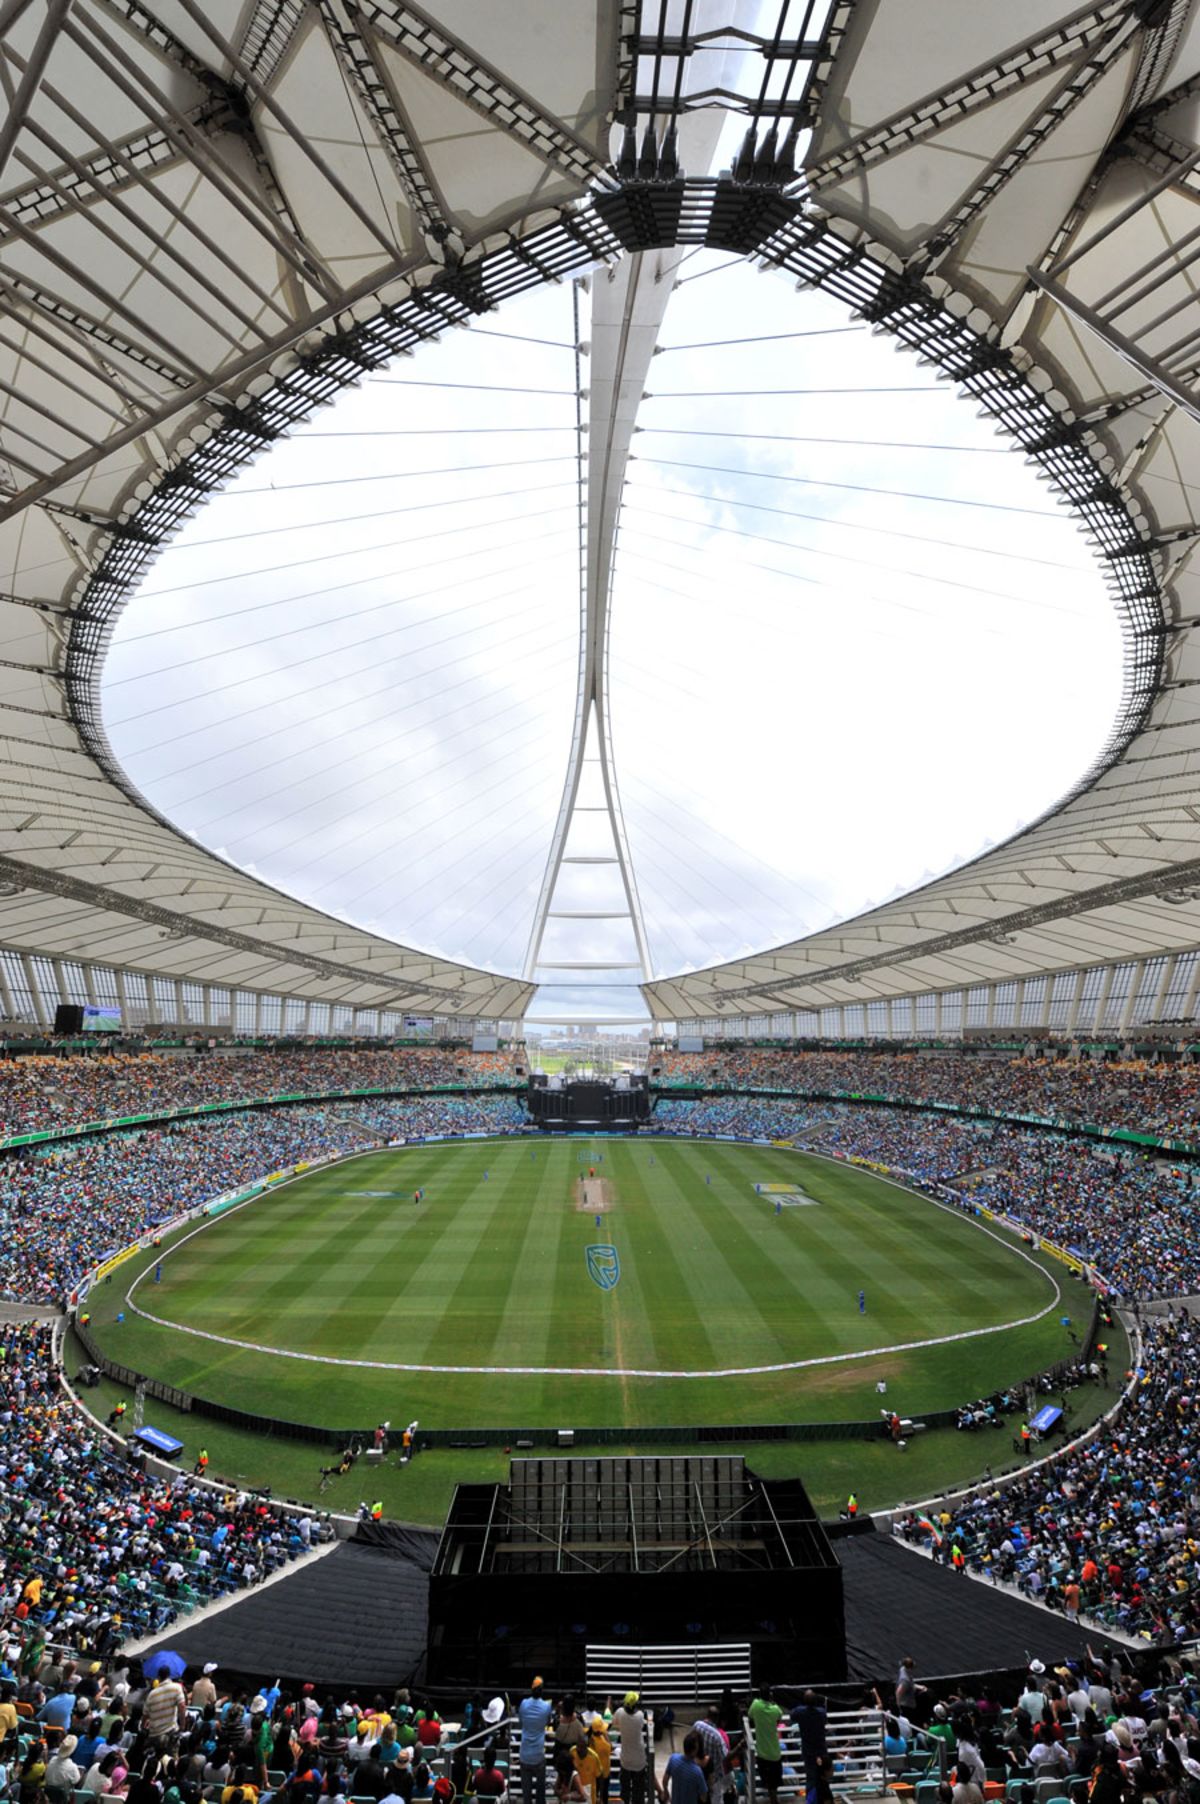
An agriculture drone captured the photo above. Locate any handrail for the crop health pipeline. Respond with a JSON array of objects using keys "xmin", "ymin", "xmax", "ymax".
[{"xmin": 745, "ymin": 1706, "xmax": 888, "ymax": 1801}]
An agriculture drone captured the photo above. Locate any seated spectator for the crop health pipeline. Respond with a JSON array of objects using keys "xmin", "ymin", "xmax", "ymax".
[{"xmin": 950, "ymin": 1764, "xmax": 983, "ymax": 1804}]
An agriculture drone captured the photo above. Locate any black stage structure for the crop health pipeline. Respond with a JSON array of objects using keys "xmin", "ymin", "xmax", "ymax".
[
  {"xmin": 426, "ymin": 1454, "xmax": 842, "ymax": 1691},
  {"xmin": 527, "ymin": 1074, "xmax": 650, "ymax": 1130},
  {"xmin": 133, "ymin": 1515, "xmax": 1127, "ymax": 1696}
]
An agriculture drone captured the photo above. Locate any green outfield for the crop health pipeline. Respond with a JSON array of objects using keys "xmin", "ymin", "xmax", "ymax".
[{"xmin": 85, "ymin": 1137, "xmax": 1086, "ymax": 1433}]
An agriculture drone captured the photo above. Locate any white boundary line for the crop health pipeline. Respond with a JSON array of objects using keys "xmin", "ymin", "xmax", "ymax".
[{"xmin": 123, "ymin": 1136, "xmax": 1061, "ymax": 1380}]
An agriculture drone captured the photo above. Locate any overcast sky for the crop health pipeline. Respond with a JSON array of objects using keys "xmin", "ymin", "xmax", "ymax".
[{"xmin": 103, "ymin": 251, "xmax": 1121, "ymax": 1025}]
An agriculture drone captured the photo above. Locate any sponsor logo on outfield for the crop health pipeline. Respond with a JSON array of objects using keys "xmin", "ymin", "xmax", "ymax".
[
  {"xmin": 757, "ymin": 1183, "xmax": 818, "ymax": 1206},
  {"xmin": 586, "ymin": 1243, "xmax": 621, "ymax": 1291}
]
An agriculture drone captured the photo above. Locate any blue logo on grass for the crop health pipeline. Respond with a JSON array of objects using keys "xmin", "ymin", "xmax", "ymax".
[{"xmin": 586, "ymin": 1244, "xmax": 620, "ymax": 1291}]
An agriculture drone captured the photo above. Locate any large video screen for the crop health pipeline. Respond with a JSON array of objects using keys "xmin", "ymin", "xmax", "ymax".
[{"xmin": 82, "ymin": 1004, "xmax": 122, "ymax": 1033}]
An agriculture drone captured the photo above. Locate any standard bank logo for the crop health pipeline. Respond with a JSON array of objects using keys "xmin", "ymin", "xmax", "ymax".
[{"xmin": 586, "ymin": 1243, "xmax": 620, "ymax": 1291}]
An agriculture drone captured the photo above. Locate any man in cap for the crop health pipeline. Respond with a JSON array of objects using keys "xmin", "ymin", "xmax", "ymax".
[
  {"xmin": 1018, "ymin": 1664, "xmax": 1047, "ymax": 1724},
  {"xmin": 612, "ymin": 1692, "xmax": 649, "ymax": 1804},
  {"xmin": 518, "ymin": 1677, "xmax": 554, "ymax": 1804},
  {"xmin": 587, "ymin": 1714, "xmax": 613, "ymax": 1804},
  {"xmin": 347, "ymin": 1721, "xmax": 377, "ymax": 1771},
  {"xmin": 45, "ymin": 1734, "xmax": 81, "ymax": 1794},
  {"xmin": 191, "ymin": 1665, "xmax": 218, "ymax": 1711},
  {"xmin": 925, "ymin": 1705, "xmax": 954, "ymax": 1753}
]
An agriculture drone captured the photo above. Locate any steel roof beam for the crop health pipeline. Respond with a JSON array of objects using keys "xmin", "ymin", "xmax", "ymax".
[
  {"xmin": 0, "ymin": 0, "xmax": 70, "ymax": 191},
  {"xmin": 64, "ymin": 8, "xmax": 340, "ymax": 302}
]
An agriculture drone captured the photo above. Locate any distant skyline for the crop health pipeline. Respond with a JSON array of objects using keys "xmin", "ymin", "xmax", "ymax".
[{"xmin": 104, "ymin": 253, "xmax": 1121, "ymax": 1023}]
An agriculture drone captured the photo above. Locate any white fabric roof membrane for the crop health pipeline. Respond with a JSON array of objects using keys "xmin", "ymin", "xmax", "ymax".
[
  {"xmin": 647, "ymin": 0, "xmax": 1200, "ymax": 1021},
  {"xmin": 6, "ymin": 1, "xmax": 1200, "ymax": 1024},
  {"xmin": 0, "ymin": 0, "xmax": 621, "ymax": 1015}
]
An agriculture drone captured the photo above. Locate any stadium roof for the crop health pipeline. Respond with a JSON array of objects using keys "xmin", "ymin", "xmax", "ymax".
[{"xmin": 5, "ymin": 2, "xmax": 1200, "ymax": 1025}]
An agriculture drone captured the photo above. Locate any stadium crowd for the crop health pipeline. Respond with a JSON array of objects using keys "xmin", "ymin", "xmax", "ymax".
[
  {"xmin": 0, "ymin": 1663, "xmax": 646, "ymax": 1804},
  {"xmin": 649, "ymin": 1098, "xmax": 1200, "ymax": 1299},
  {"xmin": 898, "ymin": 1310, "xmax": 1200, "ymax": 1644},
  {"xmin": 0, "ymin": 1048, "xmax": 520, "ymax": 1142},
  {"xmin": 653, "ymin": 1047, "xmax": 1200, "ymax": 1144},
  {"xmin": 3, "ymin": 1631, "xmax": 1200, "ymax": 1804},
  {"xmin": 0, "ymin": 1095, "xmax": 527, "ymax": 1306},
  {"xmin": 0, "ymin": 1322, "xmax": 328, "ymax": 1659}
]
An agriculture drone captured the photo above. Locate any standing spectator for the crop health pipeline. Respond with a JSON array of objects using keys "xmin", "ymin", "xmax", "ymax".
[
  {"xmin": 518, "ymin": 1680, "xmax": 554, "ymax": 1804},
  {"xmin": 142, "ymin": 1670, "xmax": 185, "ymax": 1750},
  {"xmin": 747, "ymin": 1690, "xmax": 783, "ymax": 1804},
  {"xmin": 691, "ymin": 1709, "xmax": 730, "ymax": 1804},
  {"xmin": 790, "ymin": 1694, "xmax": 827, "ymax": 1797},
  {"xmin": 612, "ymin": 1694, "xmax": 648, "ymax": 1804},
  {"xmin": 555, "ymin": 1702, "xmax": 587, "ymax": 1760},
  {"xmin": 586, "ymin": 1719, "xmax": 612, "ymax": 1804}
]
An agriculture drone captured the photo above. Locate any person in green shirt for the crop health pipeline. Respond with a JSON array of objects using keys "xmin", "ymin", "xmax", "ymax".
[
  {"xmin": 927, "ymin": 1705, "xmax": 956, "ymax": 1751},
  {"xmin": 748, "ymin": 1689, "xmax": 784, "ymax": 1804}
]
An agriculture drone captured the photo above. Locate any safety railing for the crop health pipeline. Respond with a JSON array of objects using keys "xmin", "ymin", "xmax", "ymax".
[
  {"xmin": 587, "ymin": 1642, "xmax": 752, "ymax": 1705},
  {"xmin": 745, "ymin": 1707, "xmax": 887, "ymax": 1803}
]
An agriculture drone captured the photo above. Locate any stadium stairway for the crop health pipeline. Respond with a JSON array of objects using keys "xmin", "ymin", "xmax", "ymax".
[{"xmin": 0, "ymin": 1298, "xmax": 63, "ymax": 1323}]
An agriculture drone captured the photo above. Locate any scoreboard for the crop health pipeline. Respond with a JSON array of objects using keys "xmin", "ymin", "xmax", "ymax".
[{"xmin": 526, "ymin": 1075, "xmax": 650, "ymax": 1130}]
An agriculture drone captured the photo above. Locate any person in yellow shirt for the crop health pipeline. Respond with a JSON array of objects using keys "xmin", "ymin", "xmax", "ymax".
[
  {"xmin": 586, "ymin": 1719, "xmax": 612, "ymax": 1804},
  {"xmin": 572, "ymin": 1738, "xmax": 602, "ymax": 1804}
]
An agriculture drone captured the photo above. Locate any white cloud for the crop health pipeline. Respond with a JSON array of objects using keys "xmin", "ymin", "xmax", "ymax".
[{"xmin": 103, "ymin": 253, "xmax": 1121, "ymax": 1023}]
